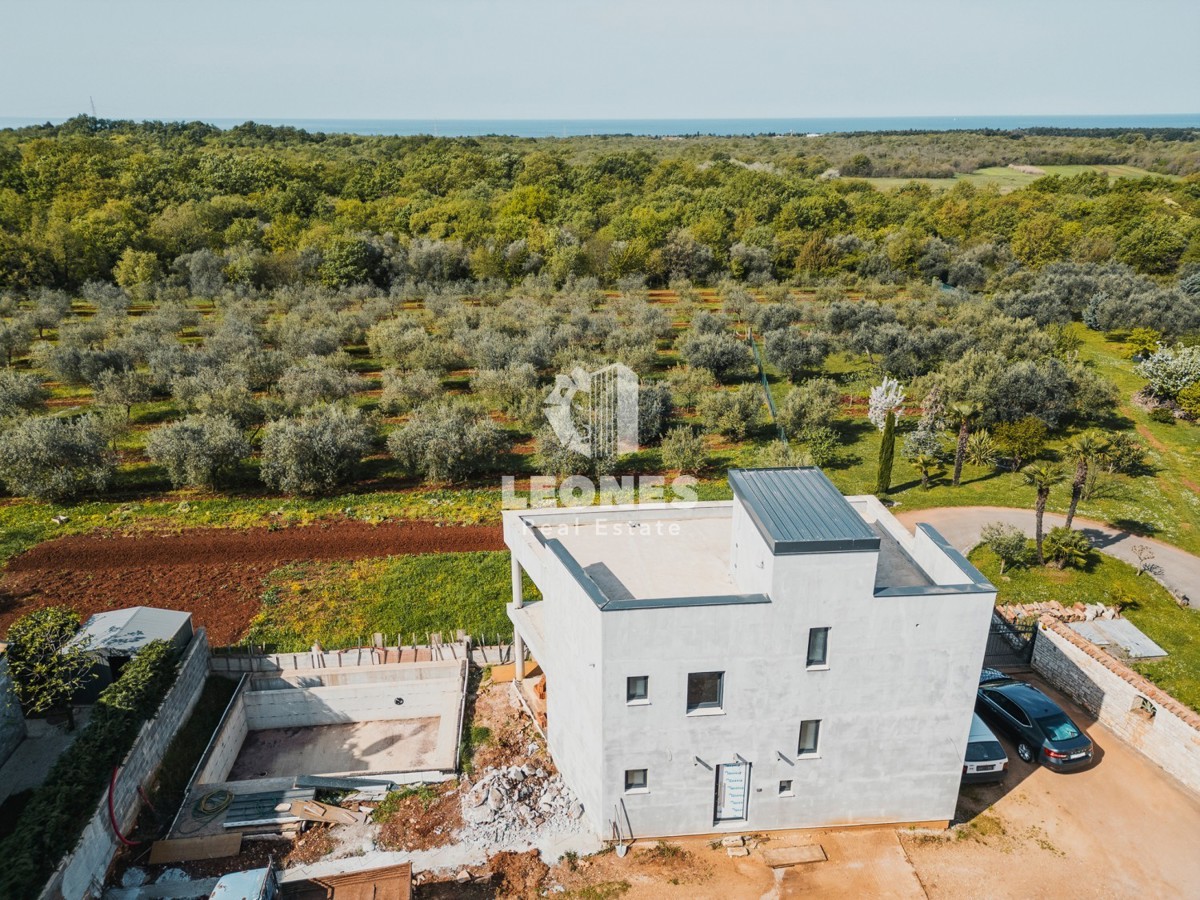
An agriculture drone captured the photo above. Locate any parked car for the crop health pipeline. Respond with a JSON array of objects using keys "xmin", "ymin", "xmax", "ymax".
[
  {"xmin": 977, "ymin": 669, "xmax": 1093, "ymax": 770},
  {"xmin": 962, "ymin": 712, "xmax": 1009, "ymax": 783}
]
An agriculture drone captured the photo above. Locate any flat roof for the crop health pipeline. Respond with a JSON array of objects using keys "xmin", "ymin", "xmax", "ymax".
[
  {"xmin": 76, "ymin": 606, "xmax": 192, "ymax": 654},
  {"xmin": 728, "ymin": 468, "xmax": 881, "ymax": 554},
  {"xmin": 533, "ymin": 512, "xmax": 748, "ymax": 605}
]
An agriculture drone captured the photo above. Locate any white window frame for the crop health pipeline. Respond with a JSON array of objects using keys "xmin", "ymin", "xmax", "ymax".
[
  {"xmin": 806, "ymin": 626, "xmax": 830, "ymax": 669},
  {"xmin": 798, "ymin": 719, "xmax": 821, "ymax": 757},
  {"xmin": 626, "ymin": 675, "xmax": 649, "ymax": 705},
  {"xmin": 624, "ymin": 768, "xmax": 649, "ymax": 793}
]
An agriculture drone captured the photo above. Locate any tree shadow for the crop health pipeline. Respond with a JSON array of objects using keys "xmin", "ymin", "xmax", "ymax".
[{"xmin": 1105, "ymin": 518, "xmax": 1159, "ymax": 537}]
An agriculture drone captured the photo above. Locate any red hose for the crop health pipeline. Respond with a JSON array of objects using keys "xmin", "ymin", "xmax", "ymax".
[{"xmin": 109, "ymin": 766, "xmax": 142, "ymax": 847}]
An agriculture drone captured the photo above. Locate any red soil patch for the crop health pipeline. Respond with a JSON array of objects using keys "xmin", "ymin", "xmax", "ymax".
[{"xmin": 0, "ymin": 520, "xmax": 504, "ymax": 645}]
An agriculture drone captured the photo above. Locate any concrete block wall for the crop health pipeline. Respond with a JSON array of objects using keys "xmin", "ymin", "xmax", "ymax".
[
  {"xmin": 40, "ymin": 630, "xmax": 211, "ymax": 900},
  {"xmin": 242, "ymin": 670, "xmax": 464, "ymax": 730},
  {"xmin": 1033, "ymin": 618, "xmax": 1200, "ymax": 795},
  {"xmin": 0, "ymin": 656, "xmax": 26, "ymax": 768},
  {"xmin": 193, "ymin": 684, "xmax": 248, "ymax": 786}
]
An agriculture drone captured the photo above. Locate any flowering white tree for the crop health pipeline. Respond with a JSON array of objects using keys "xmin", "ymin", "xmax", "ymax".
[
  {"xmin": 869, "ymin": 377, "xmax": 906, "ymax": 494},
  {"xmin": 868, "ymin": 376, "xmax": 906, "ymax": 430}
]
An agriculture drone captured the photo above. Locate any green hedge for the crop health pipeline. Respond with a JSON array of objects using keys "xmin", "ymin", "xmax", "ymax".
[{"xmin": 0, "ymin": 640, "xmax": 179, "ymax": 900}]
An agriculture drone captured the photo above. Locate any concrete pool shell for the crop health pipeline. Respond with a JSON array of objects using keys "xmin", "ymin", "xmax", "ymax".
[{"xmin": 172, "ymin": 657, "xmax": 467, "ymax": 836}]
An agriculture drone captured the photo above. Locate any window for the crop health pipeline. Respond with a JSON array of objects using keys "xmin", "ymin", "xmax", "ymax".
[
  {"xmin": 778, "ymin": 779, "xmax": 794, "ymax": 796},
  {"xmin": 626, "ymin": 675, "xmax": 649, "ymax": 703},
  {"xmin": 798, "ymin": 719, "xmax": 821, "ymax": 756},
  {"xmin": 988, "ymin": 691, "xmax": 1031, "ymax": 727},
  {"xmin": 624, "ymin": 768, "xmax": 648, "ymax": 792},
  {"xmin": 806, "ymin": 627, "xmax": 830, "ymax": 668},
  {"xmin": 686, "ymin": 671, "xmax": 724, "ymax": 712}
]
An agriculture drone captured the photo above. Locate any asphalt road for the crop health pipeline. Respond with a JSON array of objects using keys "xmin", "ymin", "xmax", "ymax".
[{"xmin": 895, "ymin": 505, "xmax": 1200, "ymax": 604}]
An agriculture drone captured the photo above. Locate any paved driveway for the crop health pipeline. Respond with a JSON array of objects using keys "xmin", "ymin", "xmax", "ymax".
[{"xmin": 896, "ymin": 505, "xmax": 1200, "ymax": 603}]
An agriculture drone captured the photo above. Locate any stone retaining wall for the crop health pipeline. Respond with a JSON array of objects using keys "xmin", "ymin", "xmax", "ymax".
[{"xmin": 1032, "ymin": 617, "xmax": 1200, "ymax": 794}]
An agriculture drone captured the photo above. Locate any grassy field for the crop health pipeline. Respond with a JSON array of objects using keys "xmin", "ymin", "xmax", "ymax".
[
  {"xmin": 862, "ymin": 164, "xmax": 1178, "ymax": 193},
  {"xmin": 244, "ymin": 552, "xmax": 540, "ymax": 650},
  {"xmin": 970, "ymin": 546, "xmax": 1200, "ymax": 712}
]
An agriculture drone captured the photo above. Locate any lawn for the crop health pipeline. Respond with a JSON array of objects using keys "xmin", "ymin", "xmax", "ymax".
[
  {"xmin": 244, "ymin": 552, "xmax": 540, "ymax": 651},
  {"xmin": 862, "ymin": 164, "xmax": 1177, "ymax": 193},
  {"xmin": 970, "ymin": 546, "xmax": 1200, "ymax": 713}
]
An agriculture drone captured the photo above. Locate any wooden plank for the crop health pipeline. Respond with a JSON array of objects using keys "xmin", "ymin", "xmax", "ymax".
[
  {"xmin": 148, "ymin": 833, "xmax": 242, "ymax": 864},
  {"xmin": 288, "ymin": 799, "xmax": 367, "ymax": 825},
  {"xmin": 761, "ymin": 844, "xmax": 827, "ymax": 868}
]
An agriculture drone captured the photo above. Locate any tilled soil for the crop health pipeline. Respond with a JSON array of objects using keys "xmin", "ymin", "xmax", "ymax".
[{"xmin": 0, "ymin": 520, "xmax": 504, "ymax": 644}]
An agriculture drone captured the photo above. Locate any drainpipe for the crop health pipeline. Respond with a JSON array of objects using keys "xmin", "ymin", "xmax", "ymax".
[{"xmin": 511, "ymin": 556, "xmax": 525, "ymax": 685}]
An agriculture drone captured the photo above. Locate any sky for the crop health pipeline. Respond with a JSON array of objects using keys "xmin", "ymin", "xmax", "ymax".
[{"xmin": 2, "ymin": 0, "xmax": 1197, "ymax": 121}]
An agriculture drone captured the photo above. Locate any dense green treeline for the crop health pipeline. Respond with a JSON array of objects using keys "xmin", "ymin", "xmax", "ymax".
[{"xmin": 0, "ymin": 117, "xmax": 1197, "ymax": 293}]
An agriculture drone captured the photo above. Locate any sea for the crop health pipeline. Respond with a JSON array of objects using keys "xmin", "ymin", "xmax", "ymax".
[{"xmin": 1, "ymin": 114, "xmax": 1198, "ymax": 137}]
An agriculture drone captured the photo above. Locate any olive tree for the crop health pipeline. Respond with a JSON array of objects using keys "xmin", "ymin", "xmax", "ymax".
[
  {"xmin": 0, "ymin": 414, "xmax": 113, "ymax": 500},
  {"xmin": 0, "ymin": 370, "xmax": 48, "ymax": 419},
  {"xmin": 778, "ymin": 378, "xmax": 841, "ymax": 435},
  {"xmin": 699, "ymin": 385, "xmax": 762, "ymax": 440},
  {"xmin": 380, "ymin": 368, "xmax": 444, "ymax": 414},
  {"xmin": 276, "ymin": 356, "xmax": 361, "ymax": 411},
  {"xmin": 678, "ymin": 330, "xmax": 750, "ymax": 383},
  {"xmin": 260, "ymin": 405, "xmax": 373, "ymax": 494},
  {"xmin": 145, "ymin": 414, "xmax": 250, "ymax": 489},
  {"xmin": 93, "ymin": 369, "xmax": 154, "ymax": 421},
  {"xmin": 660, "ymin": 425, "xmax": 707, "ymax": 474},
  {"xmin": 388, "ymin": 403, "xmax": 510, "ymax": 483},
  {"xmin": 763, "ymin": 328, "xmax": 831, "ymax": 382}
]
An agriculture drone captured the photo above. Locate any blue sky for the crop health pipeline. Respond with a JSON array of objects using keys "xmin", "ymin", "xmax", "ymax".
[{"xmin": 3, "ymin": 0, "xmax": 1197, "ymax": 120}]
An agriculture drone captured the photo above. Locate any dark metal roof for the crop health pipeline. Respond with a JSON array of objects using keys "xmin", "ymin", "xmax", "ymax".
[{"xmin": 728, "ymin": 467, "xmax": 881, "ymax": 555}]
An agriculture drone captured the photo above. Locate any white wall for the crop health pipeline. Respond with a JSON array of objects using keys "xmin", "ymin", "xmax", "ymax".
[
  {"xmin": 242, "ymin": 676, "xmax": 460, "ymax": 729},
  {"xmin": 599, "ymin": 556, "xmax": 992, "ymax": 837},
  {"xmin": 194, "ymin": 686, "xmax": 248, "ymax": 786}
]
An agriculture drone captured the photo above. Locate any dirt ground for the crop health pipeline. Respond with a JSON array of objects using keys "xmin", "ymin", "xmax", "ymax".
[
  {"xmin": 228, "ymin": 718, "xmax": 442, "ymax": 780},
  {"xmin": 0, "ymin": 519, "xmax": 503, "ymax": 643}
]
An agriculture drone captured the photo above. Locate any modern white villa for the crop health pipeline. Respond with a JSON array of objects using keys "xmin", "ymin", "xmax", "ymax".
[{"xmin": 503, "ymin": 467, "xmax": 997, "ymax": 839}]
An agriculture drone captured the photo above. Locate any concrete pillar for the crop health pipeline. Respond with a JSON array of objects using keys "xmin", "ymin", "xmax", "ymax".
[{"xmin": 512, "ymin": 556, "xmax": 525, "ymax": 684}]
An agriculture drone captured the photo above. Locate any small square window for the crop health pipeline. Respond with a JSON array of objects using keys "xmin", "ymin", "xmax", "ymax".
[
  {"xmin": 806, "ymin": 627, "xmax": 830, "ymax": 667},
  {"xmin": 778, "ymin": 779, "xmax": 793, "ymax": 796},
  {"xmin": 626, "ymin": 675, "xmax": 649, "ymax": 703},
  {"xmin": 687, "ymin": 671, "xmax": 724, "ymax": 712},
  {"xmin": 798, "ymin": 719, "xmax": 821, "ymax": 756},
  {"xmin": 624, "ymin": 768, "xmax": 648, "ymax": 792}
]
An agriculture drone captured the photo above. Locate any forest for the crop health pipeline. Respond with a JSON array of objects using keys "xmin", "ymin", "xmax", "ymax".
[{"xmin": 0, "ymin": 119, "xmax": 1198, "ymax": 529}]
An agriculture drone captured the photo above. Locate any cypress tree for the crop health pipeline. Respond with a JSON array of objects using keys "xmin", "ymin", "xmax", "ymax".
[{"xmin": 875, "ymin": 409, "xmax": 896, "ymax": 494}]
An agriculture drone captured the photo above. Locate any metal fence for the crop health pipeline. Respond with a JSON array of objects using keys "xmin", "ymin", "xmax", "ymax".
[{"xmin": 983, "ymin": 613, "xmax": 1037, "ymax": 670}]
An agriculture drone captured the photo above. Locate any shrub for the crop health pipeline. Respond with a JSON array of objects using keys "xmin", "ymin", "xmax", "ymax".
[
  {"xmin": 388, "ymin": 403, "xmax": 510, "ymax": 483},
  {"xmin": 261, "ymin": 405, "xmax": 373, "ymax": 494},
  {"xmin": 4, "ymin": 607, "xmax": 94, "ymax": 728},
  {"xmin": 659, "ymin": 425, "xmax": 707, "ymax": 474},
  {"xmin": 0, "ymin": 414, "xmax": 113, "ymax": 501},
  {"xmin": 994, "ymin": 416, "xmax": 1047, "ymax": 471},
  {"xmin": 799, "ymin": 425, "xmax": 840, "ymax": 467},
  {"xmin": 698, "ymin": 385, "xmax": 761, "ymax": 440},
  {"xmin": 1043, "ymin": 526, "xmax": 1093, "ymax": 569},
  {"xmin": 1177, "ymin": 382, "xmax": 1200, "ymax": 419},
  {"xmin": 1136, "ymin": 345, "xmax": 1200, "ymax": 399},
  {"xmin": 145, "ymin": 414, "xmax": 250, "ymax": 489},
  {"xmin": 1149, "ymin": 407, "xmax": 1176, "ymax": 425}
]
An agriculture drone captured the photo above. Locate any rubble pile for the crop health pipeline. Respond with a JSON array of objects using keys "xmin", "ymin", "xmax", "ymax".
[
  {"xmin": 997, "ymin": 601, "xmax": 1122, "ymax": 624},
  {"xmin": 459, "ymin": 752, "xmax": 587, "ymax": 848}
]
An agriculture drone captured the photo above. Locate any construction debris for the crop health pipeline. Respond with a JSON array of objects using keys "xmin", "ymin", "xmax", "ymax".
[{"xmin": 459, "ymin": 762, "xmax": 588, "ymax": 849}]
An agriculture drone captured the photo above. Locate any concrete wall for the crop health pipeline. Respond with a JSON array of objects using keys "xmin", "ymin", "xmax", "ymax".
[
  {"xmin": 1032, "ymin": 618, "xmax": 1200, "ymax": 795},
  {"xmin": 242, "ymin": 663, "xmax": 465, "ymax": 730},
  {"xmin": 210, "ymin": 642, "xmax": 470, "ymax": 675},
  {"xmin": 600, "ymin": 552, "xmax": 992, "ymax": 837},
  {"xmin": 40, "ymin": 630, "xmax": 210, "ymax": 900},
  {"xmin": 193, "ymin": 681, "xmax": 248, "ymax": 786},
  {"xmin": 0, "ymin": 655, "xmax": 26, "ymax": 768},
  {"xmin": 506, "ymin": 512, "xmax": 606, "ymax": 834}
]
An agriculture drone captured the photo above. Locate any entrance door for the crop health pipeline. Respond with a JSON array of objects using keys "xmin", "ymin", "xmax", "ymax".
[{"xmin": 714, "ymin": 761, "xmax": 750, "ymax": 823}]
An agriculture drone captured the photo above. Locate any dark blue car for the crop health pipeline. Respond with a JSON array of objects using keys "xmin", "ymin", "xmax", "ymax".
[{"xmin": 977, "ymin": 669, "xmax": 1093, "ymax": 771}]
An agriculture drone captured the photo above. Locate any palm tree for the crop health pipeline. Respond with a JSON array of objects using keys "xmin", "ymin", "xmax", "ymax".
[
  {"xmin": 1023, "ymin": 463, "xmax": 1065, "ymax": 565},
  {"xmin": 1063, "ymin": 431, "xmax": 1110, "ymax": 530},
  {"xmin": 913, "ymin": 453, "xmax": 941, "ymax": 490},
  {"xmin": 949, "ymin": 401, "xmax": 980, "ymax": 487}
]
